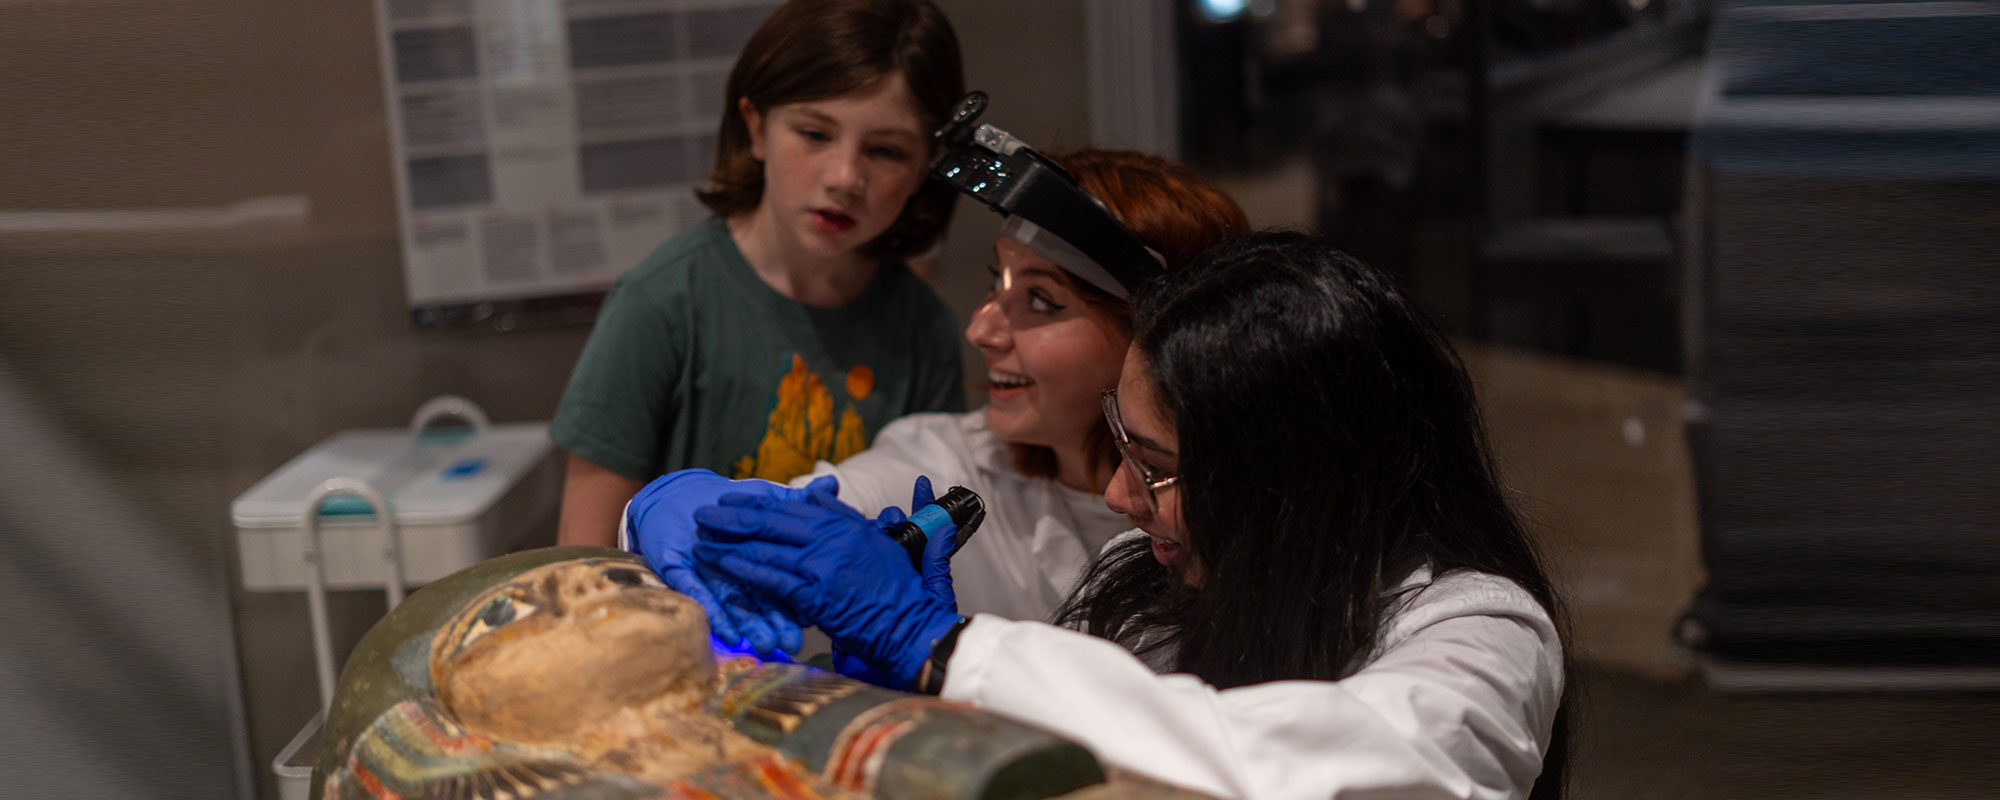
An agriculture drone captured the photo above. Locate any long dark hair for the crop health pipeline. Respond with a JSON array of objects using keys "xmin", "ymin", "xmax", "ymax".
[{"xmin": 1054, "ymin": 231, "xmax": 1571, "ymax": 797}]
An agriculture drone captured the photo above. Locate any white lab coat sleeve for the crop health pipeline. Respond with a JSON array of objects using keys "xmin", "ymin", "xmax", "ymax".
[{"xmin": 940, "ymin": 575, "xmax": 1564, "ymax": 800}]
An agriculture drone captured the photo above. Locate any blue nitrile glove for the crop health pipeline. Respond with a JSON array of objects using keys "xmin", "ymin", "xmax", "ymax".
[
  {"xmin": 814, "ymin": 471, "xmax": 957, "ymax": 683},
  {"xmin": 693, "ymin": 494, "xmax": 961, "ymax": 689},
  {"xmin": 918, "ymin": 520, "xmax": 958, "ymax": 611},
  {"xmin": 908, "ymin": 475, "xmax": 936, "ymax": 517},
  {"xmin": 627, "ymin": 469, "xmax": 828, "ymax": 655},
  {"xmin": 831, "ymin": 520, "xmax": 957, "ymax": 684},
  {"xmin": 829, "ymin": 472, "xmax": 954, "ymax": 683},
  {"xmin": 795, "ymin": 472, "xmax": 932, "ymax": 537},
  {"xmin": 701, "ymin": 569, "xmax": 805, "ymax": 656},
  {"xmin": 710, "ymin": 632, "xmax": 793, "ymax": 663}
]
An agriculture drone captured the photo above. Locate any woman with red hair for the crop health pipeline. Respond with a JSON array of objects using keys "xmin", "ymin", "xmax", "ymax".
[{"xmin": 626, "ymin": 149, "xmax": 1251, "ymax": 648}]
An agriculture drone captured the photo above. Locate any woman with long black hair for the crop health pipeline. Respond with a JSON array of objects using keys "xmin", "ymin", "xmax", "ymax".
[{"xmin": 695, "ymin": 231, "xmax": 1571, "ymax": 799}]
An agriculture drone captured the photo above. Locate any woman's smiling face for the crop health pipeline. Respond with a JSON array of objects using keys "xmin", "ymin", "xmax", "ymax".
[{"xmin": 965, "ymin": 237, "xmax": 1130, "ymax": 459}]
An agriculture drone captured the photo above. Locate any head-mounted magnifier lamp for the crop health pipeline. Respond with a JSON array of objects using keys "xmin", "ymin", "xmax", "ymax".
[{"xmin": 930, "ymin": 91, "xmax": 1165, "ymax": 300}]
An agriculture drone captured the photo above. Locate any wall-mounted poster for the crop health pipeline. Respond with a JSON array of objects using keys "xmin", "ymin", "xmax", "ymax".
[{"xmin": 375, "ymin": 0, "xmax": 781, "ymax": 329}]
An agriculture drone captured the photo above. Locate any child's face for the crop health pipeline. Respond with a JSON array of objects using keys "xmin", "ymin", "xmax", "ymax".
[{"xmin": 741, "ymin": 72, "xmax": 930, "ymax": 262}]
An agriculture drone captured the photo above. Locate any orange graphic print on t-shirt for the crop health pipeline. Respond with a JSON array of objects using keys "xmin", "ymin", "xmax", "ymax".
[{"xmin": 732, "ymin": 355, "xmax": 874, "ymax": 482}]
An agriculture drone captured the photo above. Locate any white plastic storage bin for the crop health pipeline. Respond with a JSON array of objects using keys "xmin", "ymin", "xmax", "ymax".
[{"xmin": 233, "ymin": 402, "xmax": 559, "ymax": 591}]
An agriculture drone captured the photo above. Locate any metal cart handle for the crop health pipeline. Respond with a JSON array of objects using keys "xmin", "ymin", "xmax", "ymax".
[{"xmin": 300, "ymin": 477, "xmax": 403, "ymax": 709}]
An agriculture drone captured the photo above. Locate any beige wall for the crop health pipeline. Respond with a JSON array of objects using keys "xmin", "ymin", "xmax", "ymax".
[
  {"xmin": 931, "ymin": 0, "xmax": 1093, "ymax": 393},
  {"xmin": 1, "ymin": 2, "xmax": 1091, "ymax": 797},
  {"xmin": 2, "ymin": 3, "xmax": 589, "ymax": 796}
]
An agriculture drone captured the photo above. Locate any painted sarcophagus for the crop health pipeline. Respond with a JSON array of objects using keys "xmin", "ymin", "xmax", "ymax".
[{"xmin": 312, "ymin": 547, "xmax": 1208, "ymax": 800}]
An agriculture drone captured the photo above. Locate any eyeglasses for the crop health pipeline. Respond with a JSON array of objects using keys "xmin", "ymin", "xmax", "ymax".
[{"xmin": 1102, "ymin": 389, "xmax": 1178, "ymax": 514}]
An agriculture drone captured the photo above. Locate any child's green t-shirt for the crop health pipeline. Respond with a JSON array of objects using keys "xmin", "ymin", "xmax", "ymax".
[{"xmin": 552, "ymin": 217, "xmax": 965, "ymax": 483}]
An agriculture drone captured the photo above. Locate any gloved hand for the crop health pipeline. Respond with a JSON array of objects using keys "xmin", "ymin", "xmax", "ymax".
[
  {"xmin": 693, "ymin": 492, "xmax": 961, "ymax": 689},
  {"xmin": 802, "ymin": 472, "xmax": 952, "ymax": 684},
  {"xmin": 900, "ymin": 475, "xmax": 958, "ymax": 611},
  {"xmin": 704, "ymin": 576, "xmax": 804, "ymax": 656},
  {"xmin": 627, "ymin": 469, "xmax": 830, "ymax": 654},
  {"xmin": 908, "ymin": 474, "xmax": 937, "ymax": 518},
  {"xmin": 811, "ymin": 472, "xmax": 957, "ymax": 612},
  {"xmin": 831, "ymin": 518, "xmax": 957, "ymax": 684}
]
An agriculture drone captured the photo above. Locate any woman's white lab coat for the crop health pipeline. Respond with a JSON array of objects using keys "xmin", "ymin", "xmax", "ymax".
[{"xmin": 939, "ymin": 568, "xmax": 1565, "ymax": 800}]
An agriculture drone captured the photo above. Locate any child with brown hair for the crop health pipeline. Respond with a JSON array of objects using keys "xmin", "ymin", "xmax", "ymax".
[{"xmin": 554, "ymin": 0, "xmax": 968, "ymax": 548}]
